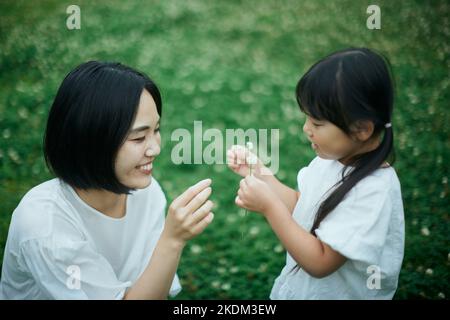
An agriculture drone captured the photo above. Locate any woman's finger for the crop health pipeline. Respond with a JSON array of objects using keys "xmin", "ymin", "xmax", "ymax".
[
  {"xmin": 190, "ymin": 212, "xmax": 214, "ymax": 235},
  {"xmin": 172, "ymin": 179, "xmax": 211, "ymax": 209},
  {"xmin": 184, "ymin": 186, "xmax": 212, "ymax": 214},
  {"xmin": 189, "ymin": 200, "xmax": 214, "ymax": 225}
]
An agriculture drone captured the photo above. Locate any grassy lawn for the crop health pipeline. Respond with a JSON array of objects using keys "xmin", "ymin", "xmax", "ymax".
[{"xmin": 0, "ymin": 0, "xmax": 448, "ymax": 299}]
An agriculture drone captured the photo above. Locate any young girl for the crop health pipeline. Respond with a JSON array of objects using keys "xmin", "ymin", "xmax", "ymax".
[
  {"xmin": 227, "ymin": 48, "xmax": 405, "ymax": 299},
  {"xmin": 0, "ymin": 61, "xmax": 215, "ymax": 299}
]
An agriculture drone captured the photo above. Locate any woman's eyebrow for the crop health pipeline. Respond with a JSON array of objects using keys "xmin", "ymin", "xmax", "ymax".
[{"xmin": 129, "ymin": 120, "xmax": 160, "ymax": 134}]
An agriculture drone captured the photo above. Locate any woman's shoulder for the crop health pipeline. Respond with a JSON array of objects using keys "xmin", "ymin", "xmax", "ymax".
[{"xmin": 9, "ymin": 178, "xmax": 78, "ymax": 244}]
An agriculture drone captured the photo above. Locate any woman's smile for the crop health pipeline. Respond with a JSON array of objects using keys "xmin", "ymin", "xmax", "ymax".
[{"xmin": 136, "ymin": 161, "xmax": 153, "ymax": 175}]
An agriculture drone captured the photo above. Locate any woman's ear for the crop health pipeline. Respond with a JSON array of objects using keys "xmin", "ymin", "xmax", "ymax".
[{"xmin": 350, "ymin": 120, "xmax": 374, "ymax": 142}]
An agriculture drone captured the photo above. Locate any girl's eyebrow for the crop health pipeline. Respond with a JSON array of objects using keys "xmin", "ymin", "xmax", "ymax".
[{"xmin": 129, "ymin": 120, "xmax": 160, "ymax": 134}]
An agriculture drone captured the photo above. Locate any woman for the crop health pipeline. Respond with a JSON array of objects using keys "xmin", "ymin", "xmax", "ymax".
[{"xmin": 0, "ymin": 61, "xmax": 214, "ymax": 299}]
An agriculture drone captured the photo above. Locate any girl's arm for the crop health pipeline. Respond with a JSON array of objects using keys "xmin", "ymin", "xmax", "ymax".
[
  {"xmin": 259, "ymin": 174, "xmax": 300, "ymax": 214},
  {"xmin": 265, "ymin": 199, "xmax": 346, "ymax": 278},
  {"xmin": 124, "ymin": 179, "xmax": 214, "ymax": 299},
  {"xmin": 236, "ymin": 176, "xmax": 346, "ymax": 278}
]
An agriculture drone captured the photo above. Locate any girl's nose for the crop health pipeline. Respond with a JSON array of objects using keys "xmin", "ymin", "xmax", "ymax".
[{"xmin": 303, "ymin": 122, "xmax": 312, "ymax": 136}]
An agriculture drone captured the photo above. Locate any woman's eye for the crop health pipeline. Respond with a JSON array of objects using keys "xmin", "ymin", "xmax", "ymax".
[
  {"xmin": 312, "ymin": 122, "xmax": 322, "ymax": 127},
  {"xmin": 132, "ymin": 137, "xmax": 145, "ymax": 142},
  {"xmin": 155, "ymin": 127, "xmax": 160, "ymax": 133}
]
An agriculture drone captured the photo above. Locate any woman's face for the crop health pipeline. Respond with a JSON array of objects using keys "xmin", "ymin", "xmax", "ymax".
[{"xmin": 115, "ymin": 89, "xmax": 161, "ymax": 189}]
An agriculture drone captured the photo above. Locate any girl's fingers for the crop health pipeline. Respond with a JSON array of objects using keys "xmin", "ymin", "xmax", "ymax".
[
  {"xmin": 235, "ymin": 196, "xmax": 244, "ymax": 208},
  {"xmin": 190, "ymin": 212, "xmax": 214, "ymax": 235}
]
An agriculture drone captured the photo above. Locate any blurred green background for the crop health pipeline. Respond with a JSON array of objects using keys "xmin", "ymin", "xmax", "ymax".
[{"xmin": 0, "ymin": 0, "xmax": 448, "ymax": 299}]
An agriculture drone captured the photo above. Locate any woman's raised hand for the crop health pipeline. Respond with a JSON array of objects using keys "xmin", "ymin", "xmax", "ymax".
[{"xmin": 162, "ymin": 179, "xmax": 214, "ymax": 247}]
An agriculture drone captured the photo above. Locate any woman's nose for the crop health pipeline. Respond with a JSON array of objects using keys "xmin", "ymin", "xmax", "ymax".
[{"xmin": 145, "ymin": 139, "xmax": 161, "ymax": 157}]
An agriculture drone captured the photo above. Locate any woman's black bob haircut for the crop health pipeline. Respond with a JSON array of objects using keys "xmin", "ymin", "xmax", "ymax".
[{"xmin": 44, "ymin": 61, "xmax": 162, "ymax": 194}]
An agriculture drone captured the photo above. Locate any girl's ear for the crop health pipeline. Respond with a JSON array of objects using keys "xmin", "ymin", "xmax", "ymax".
[{"xmin": 350, "ymin": 120, "xmax": 374, "ymax": 142}]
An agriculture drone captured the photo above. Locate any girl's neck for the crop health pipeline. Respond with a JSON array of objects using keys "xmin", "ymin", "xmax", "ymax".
[{"xmin": 338, "ymin": 135, "xmax": 382, "ymax": 166}]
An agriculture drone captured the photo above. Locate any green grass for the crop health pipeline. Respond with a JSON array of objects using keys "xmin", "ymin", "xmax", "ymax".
[{"xmin": 0, "ymin": 0, "xmax": 449, "ymax": 299}]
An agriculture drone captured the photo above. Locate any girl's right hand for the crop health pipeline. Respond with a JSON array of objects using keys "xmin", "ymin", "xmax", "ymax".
[
  {"xmin": 162, "ymin": 179, "xmax": 214, "ymax": 247},
  {"xmin": 226, "ymin": 145, "xmax": 272, "ymax": 178}
]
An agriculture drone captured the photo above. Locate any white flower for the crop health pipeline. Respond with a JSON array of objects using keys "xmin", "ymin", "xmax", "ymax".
[
  {"xmin": 249, "ymin": 226, "xmax": 260, "ymax": 236},
  {"xmin": 3, "ymin": 129, "xmax": 11, "ymax": 139},
  {"xmin": 421, "ymin": 227, "xmax": 430, "ymax": 236},
  {"xmin": 226, "ymin": 214, "xmax": 237, "ymax": 223},
  {"xmin": 221, "ymin": 283, "xmax": 231, "ymax": 291},
  {"xmin": 190, "ymin": 244, "xmax": 202, "ymax": 254},
  {"xmin": 274, "ymin": 245, "xmax": 283, "ymax": 253},
  {"xmin": 246, "ymin": 154, "xmax": 258, "ymax": 165},
  {"xmin": 230, "ymin": 266, "xmax": 239, "ymax": 274},
  {"xmin": 217, "ymin": 267, "xmax": 226, "ymax": 274},
  {"xmin": 438, "ymin": 292, "xmax": 445, "ymax": 299},
  {"xmin": 258, "ymin": 263, "xmax": 268, "ymax": 273},
  {"xmin": 425, "ymin": 268, "xmax": 433, "ymax": 276},
  {"xmin": 211, "ymin": 281, "xmax": 220, "ymax": 288}
]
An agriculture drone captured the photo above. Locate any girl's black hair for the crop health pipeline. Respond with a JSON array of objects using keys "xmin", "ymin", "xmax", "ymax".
[
  {"xmin": 44, "ymin": 61, "xmax": 162, "ymax": 194},
  {"xmin": 296, "ymin": 47, "xmax": 395, "ymax": 237}
]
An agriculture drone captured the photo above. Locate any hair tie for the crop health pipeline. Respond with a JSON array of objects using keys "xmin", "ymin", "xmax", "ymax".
[{"xmin": 385, "ymin": 122, "xmax": 392, "ymax": 129}]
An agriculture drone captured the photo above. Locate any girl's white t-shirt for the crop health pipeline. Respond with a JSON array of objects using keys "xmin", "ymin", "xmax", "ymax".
[
  {"xmin": 0, "ymin": 178, "xmax": 181, "ymax": 299},
  {"xmin": 270, "ymin": 157, "xmax": 405, "ymax": 300}
]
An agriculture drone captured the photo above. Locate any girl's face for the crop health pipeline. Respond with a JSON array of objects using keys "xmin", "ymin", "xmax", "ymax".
[
  {"xmin": 302, "ymin": 115, "xmax": 363, "ymax": 164},
  {"xmin": 115, "ymin": 89, "xmax": 161, "ymax": 189}
]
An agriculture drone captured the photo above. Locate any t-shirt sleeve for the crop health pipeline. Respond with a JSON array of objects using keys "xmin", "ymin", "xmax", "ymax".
[
  {"xmin": 19, "ymin": 237, "xmax": 132, "ymax": 300},
  {"xmin": 169, "ymin": 274, "xmax": 182, "ymax": 297},
  {"xmin": 314, "ymin": 178, "xmax": 393, "ymax": 266},
  {"xmin": 297, "ymin": 157, "xmax": 320, "ymax": 191}
]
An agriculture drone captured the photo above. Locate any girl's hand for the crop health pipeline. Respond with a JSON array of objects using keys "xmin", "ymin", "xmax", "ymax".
[
  {"xmin": 235, "ymin": 175, "xmax": 279, "ymax": 215},
  {"xmin": 226, "ymin": 145, "xmax": 272, "ymax": 178},
  {"xmin": 162, "ymin": 179, "xmax": 214, "ymax": 247}
]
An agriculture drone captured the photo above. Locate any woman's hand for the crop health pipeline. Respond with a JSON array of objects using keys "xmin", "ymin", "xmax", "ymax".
[
  {"xmin": 226, "ymin": 145, "xmax": 272, "ymax": 178},
  {"xmin": 235, "ymin": 175, "xmax": 280, "ymax": 216},
  {"xmin": 162, "ymin": 179, "xmax": 214, "ymax": 248}
]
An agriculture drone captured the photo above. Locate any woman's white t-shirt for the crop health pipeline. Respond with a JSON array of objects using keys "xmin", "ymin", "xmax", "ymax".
[
  {"xmin": 0, "ymin": 178, "xmax": 181, "ymax": 299},
  {"xmin": 270, "ymin": 157, "xmax": 405, "ymax": 300}
]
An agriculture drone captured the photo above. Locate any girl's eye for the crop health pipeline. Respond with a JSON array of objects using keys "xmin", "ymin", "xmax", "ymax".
[
  {"xmin": 312, "ymin": 122, "xmax": 322, "ymax": 127},
  {"xmin": 155, "ymin": 127, "xmax": 160, "ymax": 133}
]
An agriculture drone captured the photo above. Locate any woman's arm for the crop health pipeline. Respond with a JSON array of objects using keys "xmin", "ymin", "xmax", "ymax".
[{"xmin": 124, "ymin": 179, "xmax": 214, "ymax": 299}]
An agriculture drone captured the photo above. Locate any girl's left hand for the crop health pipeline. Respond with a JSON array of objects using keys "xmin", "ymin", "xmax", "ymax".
[{"xmin": 235, "ymin": 175, "xmax": 279, "ymax": 215}]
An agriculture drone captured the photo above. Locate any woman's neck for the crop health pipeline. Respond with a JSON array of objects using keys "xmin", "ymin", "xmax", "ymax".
[{"xmin": 74, "ymin": 188, "xmax": 127, "ymax": 219}]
